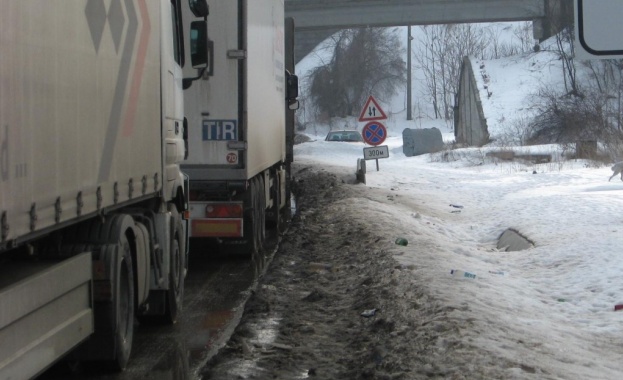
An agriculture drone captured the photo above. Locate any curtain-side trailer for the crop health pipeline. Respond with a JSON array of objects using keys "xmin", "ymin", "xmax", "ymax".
[{"xmin": 0, "ymin": 1, "xmax": 209, "ymax": 377}]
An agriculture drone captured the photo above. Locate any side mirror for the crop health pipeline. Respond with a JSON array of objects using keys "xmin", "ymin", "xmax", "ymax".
[
  {"xmin": 286, "ymin": 72, "xmax": 299, "ymax": 110},
  {"xmin": 190, "ymin": 21, "xmax": 208, "ymax": 69},
  {"xmin": 286, "ymin": 72, "xmax": 299, "ymax": 100},
  {"xmin": 288, "ymin": 100, "xmax": 300, "ymax": 111},
  {"xmin": 188, "ymin": 0, "xmax": 209, "ymax": 18}
]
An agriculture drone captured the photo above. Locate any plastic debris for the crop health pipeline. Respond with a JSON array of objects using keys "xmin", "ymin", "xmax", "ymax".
[
  {"xmin": 450, "ymin": 269, "xmax": 476, "ymax": 279},
  {"xmin": 361, "ymin": 308, "xmax": 377, "ymax": 318},
  {"xmin": 614, "ymin": 304, "xmax": 623, "ymax": 311},
  {"xmin": 395, "ymin": 238, "xmax": 408, "ymax": 246}
]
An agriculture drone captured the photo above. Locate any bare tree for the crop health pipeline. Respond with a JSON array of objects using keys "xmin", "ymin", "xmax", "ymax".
[
  {"xmin": 511, "ymin": 22, "xmax": 534, "ymax": 54},
  {"xmin": 415, "ymin": 25, "xmax": 443, "ymax": 119},
  {"xmin": 415, "ymin": 24, "xmax": 489, "ymax": 121},
  {"xmin": 583, "ymin": 59, "xmax": 623, "ymax": 131},
  {"xmin": 308, "ymin": 28, "xmax": 406, "ymax": 119}
]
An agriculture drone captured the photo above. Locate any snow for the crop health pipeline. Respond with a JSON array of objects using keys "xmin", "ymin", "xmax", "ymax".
[{"xmin": 294, "ymin": 25, "xmax": 623, "ymax": 379}]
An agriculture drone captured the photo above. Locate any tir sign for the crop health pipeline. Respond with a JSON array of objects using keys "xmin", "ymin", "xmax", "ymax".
[{"xmin": 202, "ymin": 120, "xmax": 238, "ymax": 140}]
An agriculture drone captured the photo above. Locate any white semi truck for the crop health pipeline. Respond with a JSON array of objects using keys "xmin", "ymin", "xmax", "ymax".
[
  {"xmin": 0, "ymin": 0, "xmax": 209, "ymax": 377},
  {"xmin": 181, "ymin": 0, "xmax": 299, "ymax": 256}
]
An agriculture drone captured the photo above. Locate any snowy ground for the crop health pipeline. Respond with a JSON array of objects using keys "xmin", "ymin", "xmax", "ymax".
[
  {"xmin": 293, "ymin": 129, "xmax": 623, "ymax": 379},
  {"xmin": 202, "ymin": 22, "xmax": 623, "ymax": 380},
  {"xmin": 290, "ymin": 25, "xmax": 623, "ymax": 377},
  {"xmin": 202, "ymin": 128, "xmax": 623, "ymax": 379}
]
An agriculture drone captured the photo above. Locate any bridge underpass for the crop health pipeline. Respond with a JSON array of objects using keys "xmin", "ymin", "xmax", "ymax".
[{"xmin": 284, "ymin": 0, "xmax": 563, "ymax": 63}]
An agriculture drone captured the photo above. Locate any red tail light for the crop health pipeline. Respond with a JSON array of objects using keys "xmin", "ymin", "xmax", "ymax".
[{"xmin": 205, "ymin": 203, "xmax": 243, "ymax": 218}]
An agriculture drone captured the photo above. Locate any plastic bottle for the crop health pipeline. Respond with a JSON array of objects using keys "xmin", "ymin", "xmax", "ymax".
[
  {"xmin": 395, "ymin": 238, "xmax": 408, "ymax": 246},
  {"xmin": 450, "ymin": 269, "xmax": 476, "ymax": 279}
]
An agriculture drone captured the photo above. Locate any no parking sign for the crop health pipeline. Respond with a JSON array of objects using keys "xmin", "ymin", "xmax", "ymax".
[{"xmin": 361, "ymin": 121, "xmax": 387, "ymax": 146}]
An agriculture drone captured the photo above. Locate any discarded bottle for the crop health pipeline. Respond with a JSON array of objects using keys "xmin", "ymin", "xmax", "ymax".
[
  {"xmin": 395, "ymin": 238, "xmax": 408, "ymax": 246},
  {"xmin": 450, "ymin": 269, "xmax": 476, "ymax": 279}
]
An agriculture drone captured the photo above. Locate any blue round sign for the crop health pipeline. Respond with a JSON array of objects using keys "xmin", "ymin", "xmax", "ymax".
[{"xmin": 362, "ymin": 121, "xmax": 387, "ymax": 146}]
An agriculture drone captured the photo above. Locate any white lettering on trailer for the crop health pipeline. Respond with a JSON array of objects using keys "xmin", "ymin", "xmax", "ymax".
[{"xmin": 202, "ymin": 120, "xmax": 238, "ymax": 141}]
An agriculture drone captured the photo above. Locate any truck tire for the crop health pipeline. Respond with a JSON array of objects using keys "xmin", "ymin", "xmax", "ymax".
[
  {"xmin": 60, "ymin": 215, "xmax": 136, "ymax": 370},
  {"xmin": 164, "ymin": 205, "xmax": 185, "ymax": 324},
  {"xmin": 267, "ymin": 170, "xmax": 282, "ymax": 233},
  {"xmin": 237, "ymin": 177, "xmax": 259, "ymax": 256},
  {"xmin": 257, "ymin": 175, "xmax": 266, "ymax": 249},
  {"xmin": 110, "ymin": 236, "xmax": 135, "ymax": 370},
  {"xmin": 230, "ymin": 176, "xmax": 267, "ymax": 257},
  {"xmin": 88, "ymin": 237, "xmax": 135, "ymax": 370}
]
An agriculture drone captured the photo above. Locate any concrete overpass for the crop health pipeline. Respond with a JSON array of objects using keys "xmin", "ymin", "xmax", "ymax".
[{"xmin": 285, "ymin": 0, "xmax": 554, "ymax": 62}]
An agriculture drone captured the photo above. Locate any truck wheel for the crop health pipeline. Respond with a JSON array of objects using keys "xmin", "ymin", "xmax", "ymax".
[
  {"xmin": 95, "ymin": 236, "xmax": 135, "ymax": 370},
  {"xmin": 251, "ymin": 176, "xmax": 268, "ymax": 275},
  {"xmin": 258, "ymin": 175, "xmax": 266, "ymax": 246},
  {"xmin": 164, "ymin": 205, "xmax": 185, "ymax": 324},
  {"xmin": 63, "ymin": 215, "xmax": 136, "ymax": 370},
  {"xmin": 112, "ymin": 236, "xmax": 135, "ymax": 370},
  {"xmin": 253, "ymin": 176, "xmax": 266, "ymax": 253},
  {"xmin": 268, "ymin": 170, "xmax": 282, "ymax": 233}
]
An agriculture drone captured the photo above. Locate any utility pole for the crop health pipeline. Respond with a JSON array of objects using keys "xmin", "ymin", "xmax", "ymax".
[{"xmin": 407, "ymin": 26, "xmax": 413, "ymax": 120}]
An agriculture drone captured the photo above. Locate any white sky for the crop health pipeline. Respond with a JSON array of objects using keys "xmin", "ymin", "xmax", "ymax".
[{"xmin": 294, "ymin": 25, "xmax": 623, "ymax": 379}]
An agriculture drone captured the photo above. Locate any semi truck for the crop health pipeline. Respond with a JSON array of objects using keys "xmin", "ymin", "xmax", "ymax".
[
  {"xmin": 0, "ymin": 0, "xmax": 209, "ymax": 377},
  {"xmin": 181, "ymin": 0, "xmax": 299, "ymax": 257}
]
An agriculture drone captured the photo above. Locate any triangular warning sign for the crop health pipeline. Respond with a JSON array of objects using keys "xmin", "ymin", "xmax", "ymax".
[{"xmin": 358, "ymin": 95, "xmax": 387, "ymax": 122}]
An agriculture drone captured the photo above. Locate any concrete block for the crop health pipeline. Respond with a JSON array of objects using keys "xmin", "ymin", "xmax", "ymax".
[{"xmin": 402, "ymin": 127, "xmax": 444, "ymax": 157}]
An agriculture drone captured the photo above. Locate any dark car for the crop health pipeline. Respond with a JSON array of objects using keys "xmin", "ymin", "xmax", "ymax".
[{"xmin": 325, "ymin": 130, "xmax": 364, "ymax": 142}]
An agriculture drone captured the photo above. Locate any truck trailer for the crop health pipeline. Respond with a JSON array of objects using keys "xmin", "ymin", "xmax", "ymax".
[
  {"xmin": 0, "ymin": 0, "xmax": 209, "ymax": 377},
  {"xmin": 181, "ymin": 0, "xmax": 298, "ymax": 256}
]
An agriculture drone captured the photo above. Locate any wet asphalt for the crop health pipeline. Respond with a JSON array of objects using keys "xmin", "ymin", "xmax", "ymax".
[{"xmin": 38, "ymin": 235, "xmax": 278, "ymax": 380}]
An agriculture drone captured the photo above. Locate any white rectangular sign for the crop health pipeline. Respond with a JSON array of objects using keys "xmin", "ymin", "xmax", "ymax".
[
  {"xmin": 575, "ymin": 0, "xmax": 623, "ymax": 59},
  {"xmin": 363, "ymin": 145, "xmax": 389, "ymax": 160}
]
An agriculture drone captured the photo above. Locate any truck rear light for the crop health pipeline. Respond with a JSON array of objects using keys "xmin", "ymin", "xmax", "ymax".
[
  {"xmin": 205, "ymin": 203, "xmax": 243, "ymax": 218},
  {"xmin": 191, "ymin": 219, "xmax": 243, "ymax": 237}
]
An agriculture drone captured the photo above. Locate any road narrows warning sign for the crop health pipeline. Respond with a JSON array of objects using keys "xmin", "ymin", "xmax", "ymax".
[{"xmin": 358, "ymin": 95, "xmax": 387, "ymax": 122}]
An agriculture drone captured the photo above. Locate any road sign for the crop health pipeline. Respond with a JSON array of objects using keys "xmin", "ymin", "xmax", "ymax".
[
  {"xmin": 361, "ymin": 121, "xmax": 387, "ymax": 146},
  {"xmin": 358, "ymin": 95, "xmax": 387, "ymax": 122},
  {"xmin": 363, "ymin": 145, "xmax": 389, "ymax": 160}
]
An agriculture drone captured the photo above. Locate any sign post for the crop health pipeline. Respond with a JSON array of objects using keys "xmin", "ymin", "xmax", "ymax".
[
  {"xmin": 358, "ymin": 95, "xmax": 389, "ymax": 171},
  {"xmin": 363, "ymin": 145, "xmax": 389, "ymax": 171},
  {"xmin": 361, "ymin": 121, "xmax": 388, "ymax": 171}
]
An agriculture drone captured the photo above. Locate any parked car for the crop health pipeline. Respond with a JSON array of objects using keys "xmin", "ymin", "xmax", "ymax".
[{"xmin": 325, "ymin": 130, "xmax": 364, "ymax": 142}]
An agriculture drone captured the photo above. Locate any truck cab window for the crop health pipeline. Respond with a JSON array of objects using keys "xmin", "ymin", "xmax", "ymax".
[{"xmin": 171, "ymin": 0, "xmax": 185, "ymax": 67}]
